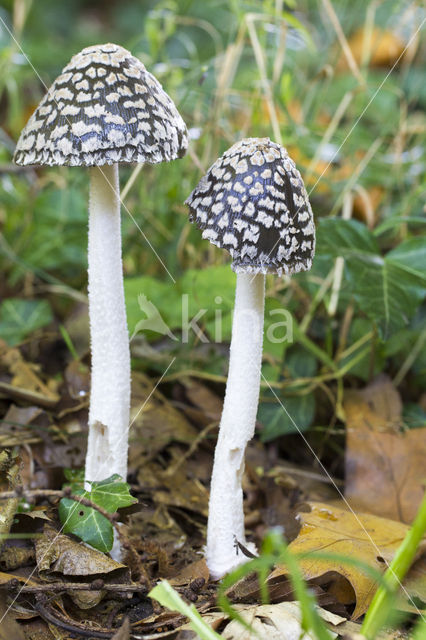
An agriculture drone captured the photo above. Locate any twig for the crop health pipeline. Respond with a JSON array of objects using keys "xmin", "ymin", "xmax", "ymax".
[
  {"xmin": 0, "ymin": 580, "xmax": 147, "ymax": 593},
  {"xmin": 35, "ymin": 597, "xmax": 117, "ymax": 638},
  {"xmin": 0, "ymin": 488, "xmax": 64, "ymax": 499},
  {"xmin": 35, "ymin": 594, "xmax": 192, "ymax": 639}
]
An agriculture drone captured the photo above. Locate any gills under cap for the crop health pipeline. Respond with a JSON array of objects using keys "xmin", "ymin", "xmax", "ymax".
[
  {"xmin": 185, "ymin": 137, "xmax": 315, "ymax": 276},
  {"xmin": 14, "ymin": 43, "xmax": 188, "ymax": 167}
]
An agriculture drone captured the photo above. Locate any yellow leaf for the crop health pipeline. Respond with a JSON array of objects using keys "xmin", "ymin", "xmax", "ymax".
[{"xmin": 271, "ymin": 502, "xmax": 425, "ymax": 620}]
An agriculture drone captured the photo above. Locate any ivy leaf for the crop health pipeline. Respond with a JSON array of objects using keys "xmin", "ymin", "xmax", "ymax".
[
  {"xmin": 88, "ymin": 475, "xmax": 138, "ymax": 512},
  {"xmin": 387, "ymin": 236, "xmax": 426, "ymax": 272},
  {"xmin": 317, "ymin": 219, "xmax": 426, "ymax": 338},
  {"xmin": 58, "ymin": 475, "xmax": 137, "ymax": 552},
  {"xmin": 59, "ymin": 495, "xmax": 113, "ymax": 552},
  {"xmin": 0, "ymin": 298, "xmax": 53, "ymax": 345},
  {"xmin": 259, "ymin": 393, "xmax": 315, "ymax": 441},
  {"xmin": 286, "ymin": 347, "xmax": 318, "ymax": 379},
  {"xmin": 347, "ymin": 249, "xmax": 426, "ymax": 338},
  {"xmin": 63, "ymin": 468, "xmax": 85, "ymax": 483},
  {"xmin": 316, "ymin": 218, "xmax": 379, "ymax": 257}
]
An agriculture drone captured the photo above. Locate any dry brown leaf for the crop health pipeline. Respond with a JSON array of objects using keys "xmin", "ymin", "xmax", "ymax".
[
  {"xmin": 63, "ymin": 359, "xmax": 90, "ymax": 400},
  {"xmin": 344, "ymin": 377, "xmax": 426, "ymax": 523},
  {"xmin": 352, "ymin": 186, "xmax": 384, "ymax": 227},
  {"xmin": 404, "ymin": 555, "xmax": 426, "ymax": 604},
  {"xmin": 0, "ymin": 596, "xmax": 26, "ymax": 640},
  {"xmin": 137, "ymin": 453, "xmax": 209, "ymax": 517},
  {"xmin": 169, "ymin": 558, "xmax": 209, "ymax": 587},
  {"xmin": 19, "ymin": 435, "xmax": 86, "ymax": 490},
  {"xmin": 0, "ymin": 571, "xmax": 38, "ymax": 587},
  {"xmin": 271, "ymin": 501, "xmax": 424, "ymax": 620},
  {"xmin": 111, "ymin": 617, "xmax": 130, "ymax": 640},
  {"xmin": 22, "ymin": 617, "xmax": 55, "ymax": 640},
  {"xmin": 0, "ymin": 451, "xmax": 20, "ymax": 552},
  {"xmin": 181, "ymin": 377, "xmax": 222, "ymax": 422},
  {"xmin": 0, "ymin": 546, "xmax": 35, "ymax": 570},
  {"xmin": 220, "ymin": 603, "xmax": 317, "ymax": 640},
  {"xmin": 181, "ymin": 602, "xmax": 344, "ymax": 639},
  {"xmin": 128, "ymin": 372, "xmax": 199, "ymax": 468},
  {"xmin": 35, "ymin": 526, "xmax": 129, "ymax": 608},
  {"xmin": 0, "ymin": 342, "xmax": 59, "ymax": 408},
  {"xmin": 0, "ymin": 405, "xmax": 45, "ymax": 446},
  {"xmin": 36, "ymin": 526, "xmax": 126, "ymax": 576},
  {"xmin": 16, "ymin": 507, "xmax": 51, "ymax": 521}
]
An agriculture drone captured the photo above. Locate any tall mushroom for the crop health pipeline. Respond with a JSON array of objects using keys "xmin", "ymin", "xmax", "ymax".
[
  {"xmin": 185, "ymin": 138, "xmax": 315, "ymax": 579},
  {"xmin": 14, "ymin": 43, "xmax": 188, "ymax": 484}
]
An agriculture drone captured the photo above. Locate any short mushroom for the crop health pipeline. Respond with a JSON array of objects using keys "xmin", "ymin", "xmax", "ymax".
[
  {"xmin": 14, "ymin": 43, "xmax": 188, "ymax": 485},
  {"xmin": 185, "ymin": 137, "xmax": 315, "ymax": 579}
]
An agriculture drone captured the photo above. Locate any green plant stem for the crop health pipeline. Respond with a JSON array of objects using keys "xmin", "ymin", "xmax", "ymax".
[
  {"xmin": 361, "ymin": 492, "xmax": 426, "ymax": 639},
  {"xmin": 412, "ymin": 617, "xmax": 426, "ymax": 640},
  {"xmin": 272, "ymin": 534, "xmax": 333, "ymax": 640},
  {"xmin": 294, "ymin": 323, "xmax": 337, "ymax": 372},
  {"xmin": 59, "ymin": 324, "xmax": 79, "ymax": 361}
]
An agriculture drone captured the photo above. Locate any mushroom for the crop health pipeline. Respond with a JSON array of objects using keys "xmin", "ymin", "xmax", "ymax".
[
  {"xmin": 185, "ymin": 138, "xmax": 315, "ymax": 579},
  {"xmin": 14, "ymin": 43, "xmax": 188, "ymax": 485}
]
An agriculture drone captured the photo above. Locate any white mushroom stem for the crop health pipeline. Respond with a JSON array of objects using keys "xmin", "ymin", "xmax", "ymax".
[
  {"xmin": 85, "ymin": 164, "xmax": 131, "ymax": 484},
  {"xmin": 206, "ymin": 272, "xmax": 265, "ymax": 579}
]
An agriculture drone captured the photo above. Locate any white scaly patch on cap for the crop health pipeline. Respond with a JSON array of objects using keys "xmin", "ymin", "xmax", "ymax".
[
  {"xmin": 185, "ymin": 138, "xmax": 315, "ymax": 276},
  {"xmin": 14, "ymin": 43, "xmax": 188, "ymax": 167}
]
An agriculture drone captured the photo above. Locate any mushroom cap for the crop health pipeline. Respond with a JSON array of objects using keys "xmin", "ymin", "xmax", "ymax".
[
  {"xmin": 14, "ymin": 43, "xmax": 188, "ymax": 167},
  {"xmin": 185, "ymin": 138, "xmax": 315, "ymax": 276}
]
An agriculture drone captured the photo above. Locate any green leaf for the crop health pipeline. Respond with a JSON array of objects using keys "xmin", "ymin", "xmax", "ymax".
[
  {"xmin": 59, "ymin": 496, "xmax": 113, "ymax": 553},
  {"xmin": 179, "ymin": 265, "xmax": 235, "ymax": 341},
  {"xmin": 263, "ymin": 298, "xmax": 294, "ymax": 363},
  {"xmin": 58, "ymin": 475, "xmax": 137, "ymax": 552},
  {"xmin": 317, "ymin": 219, "xmax": 426, "ymax": 337},
  {"xmin": 387, "ymin": 236, "xmax": 426, "ymax": 273},
  {"xmin": 259, "ymin": 393, "xmax": 315, "ymax": 441},
  {"xmin": 316, "ymin": 218, "xmax": 379, "ymax": 257},
  {"xmin": 0, "ymin": 298, "xmax": 53, "ymax": 345},
  {"xmin": 149, "ymin": 580, "xmax": 222, "ymax": 640},
  {"xmin": 346, "ymin": 250, "xmax": 425, "ymax": 338},
  {"xmin": 286, "ymin": 346, "xmax": 318, "ymax": 379},
  {"xmin": 125, "ymin": 266, "xmax": 237, "ymax": 344},
  {"xmin": 338, "ymin": 317, "xmax": 385, "ymax": 381},
  {"xmin": 402, "ymin": 404, "xmax": 426, "ymax": 430},
  {"xmin": 11, "ymin": 187, "xmax": 88, "ymax": 282},
  {"xmin": 88, "ymin": 475, "xmax": 138, "ymax": 512},
  {"xmin": 63, "ymin": 468, "xmax": 85, "ymax": 483},
  {"xmin": 124, "ymin": 275, "xmax": 182, "ymax": 338}
]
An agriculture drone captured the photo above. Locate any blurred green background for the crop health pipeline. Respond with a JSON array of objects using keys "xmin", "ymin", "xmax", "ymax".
[{"xmin": 0, "ymin": 0, "xmax": 425, "ymax": 454}]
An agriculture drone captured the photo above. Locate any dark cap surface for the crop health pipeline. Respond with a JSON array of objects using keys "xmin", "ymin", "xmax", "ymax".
[
  {"xmin": 185, "ymin": 138, "xmax": 315, "ymax": 276},
  {"xmin": 14, "ymin": 43, "xmax": 188, "ymax": 167}
]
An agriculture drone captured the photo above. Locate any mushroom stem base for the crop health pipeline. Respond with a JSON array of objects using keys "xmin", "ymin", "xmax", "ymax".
[
  {"xmin": 85, "ymin": 164, "xmax": 131, "ymax": 484},
  {"xmin": 206, "ymin": 272, "xmax": 265, "ymax": 579}
]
